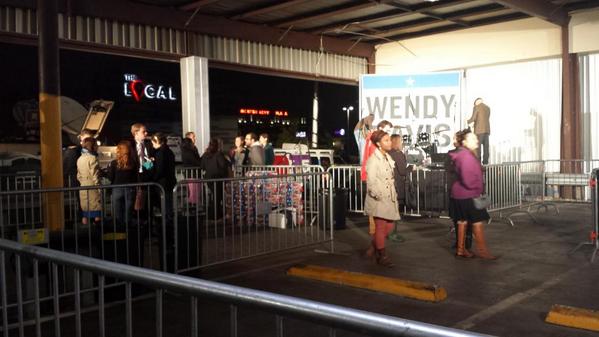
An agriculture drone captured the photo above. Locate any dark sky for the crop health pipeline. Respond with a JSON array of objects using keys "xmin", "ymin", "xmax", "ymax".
[{"xmin": 0, "ymin": 42, "xmax": 358, "ymax": 152}]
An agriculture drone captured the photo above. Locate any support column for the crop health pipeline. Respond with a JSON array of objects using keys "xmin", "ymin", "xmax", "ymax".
[
  {"xmin": 367, "ymin": 51, "xmax": 376, "ymax": 74},
  {"xmin": 311, "ymin": 83, "xmax": 319, "ymax": 148},
  {"xmin": 560, "ymin": 25, "xmax": 581, "ymax": 199},
  {"xmin": 38, "ymin": 0, "xmax": 64, "ymax": 231},
  {"xmin": 180, "ymin": 56, "xmax": 210, "ymax": 155}
]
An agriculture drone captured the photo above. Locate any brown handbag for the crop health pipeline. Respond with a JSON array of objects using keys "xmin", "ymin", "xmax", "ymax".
[{"xmin": 134, "ymin": 188, "xmax": 146, "ymax": 211}]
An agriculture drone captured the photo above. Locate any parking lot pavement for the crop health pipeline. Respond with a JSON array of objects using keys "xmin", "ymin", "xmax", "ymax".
[{"xmin": 194, "ymin": 203, "xmax": 599, "ymax": 336}]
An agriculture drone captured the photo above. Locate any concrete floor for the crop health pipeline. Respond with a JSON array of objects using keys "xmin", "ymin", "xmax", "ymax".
[
  {"xmin": 187, "ymin": 202, "xmax": 599, "ymax": 337},
  {"xmin": 46, "ymin": 202, "xmax": 599, "ymax": 337}
]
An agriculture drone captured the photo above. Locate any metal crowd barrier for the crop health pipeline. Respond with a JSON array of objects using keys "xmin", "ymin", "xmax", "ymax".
[
  {"xmin": 0, "ymin": 183, "xmax": 169, "ymax": 272},
  {"xmin": 569, "ymin": 168, "xmax": 599, "ymax": 262},
  {"xmin": 176, "ymin": 166, "xmax": 204, "ymax": 181},
  {"xmin": 404, "ymin": 168, "xmax": 448, "ymax": 217},
  {"xmin": 0, "ymin": 238, "xmax": 493, "ymax": 337},
  {"xmin": 173, "ymin": 171, "xmax": 332, "ymax": 272},
  {"xmin": 326, "ymin": 165, "xmax": 365, "ymax": 213},
  {"xmin": 0, "ymin": 172, "xmax": 41, "ymax": 192},
  {"xmin": 237, "ymin": 164, "xmax": 324, "ymax": 178},
  {"xmin": 177, "ymin": 164, "xmax": 325, "ymax": 180},
  {"xmin": 484, "ymin": 163, "xmax": 521, "ymax": 212},
  {"xmin": 543, "ymin": 160, "xmax": 599, "ymax": 202}
]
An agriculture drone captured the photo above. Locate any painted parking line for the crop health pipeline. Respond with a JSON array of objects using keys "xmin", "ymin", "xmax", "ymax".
[
  {"xmin": 453, "ymin": 267, "xmax": 579, "ymax": 330},
  {"xmin": 546, "ymin": 304, "xmax": 599, "ymax": 332},
  {"xmin": 287, "ymin": 264, "xmax": 447, "ymax": 302}
]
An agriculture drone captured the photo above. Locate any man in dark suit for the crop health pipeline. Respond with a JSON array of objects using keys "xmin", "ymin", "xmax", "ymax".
[
  {"xmin": 467, "ymin": 98, "xmax": 491, "ymax": 165},
  {"xmin": 130, "ymin": 123, "xmax": 154, "ymax": 182}
]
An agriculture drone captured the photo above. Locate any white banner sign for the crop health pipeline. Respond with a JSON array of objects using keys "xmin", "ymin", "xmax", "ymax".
[{"xmin": 359, "ymin": 72, "xmax": 461, "ymax": 152}]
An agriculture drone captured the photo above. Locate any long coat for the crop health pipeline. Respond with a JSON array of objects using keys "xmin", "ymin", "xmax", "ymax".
[
  {"xmin": 77, "ymin": 152, "xmax": 102, "ymax": 212},
  {"xmin": 364, "ymin": 149, "xmax": 401, "ymax": 221},
  {"xmin": 152, "ymin": 145, "xmax": 177, "ymax": 193}
]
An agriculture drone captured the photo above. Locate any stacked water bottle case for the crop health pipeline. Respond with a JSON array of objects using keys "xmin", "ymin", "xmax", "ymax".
[{"xmin": 225, "ymin": 171, "xmax": 304, "ymax": 228}]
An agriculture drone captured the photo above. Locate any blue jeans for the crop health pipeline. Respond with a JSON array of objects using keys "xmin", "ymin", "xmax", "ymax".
[{"xmin": 112, "ymin": 187, "xmax": 133, "ymax": 225}]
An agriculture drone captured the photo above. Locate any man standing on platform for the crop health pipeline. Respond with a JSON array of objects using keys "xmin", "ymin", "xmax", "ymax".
[{"xmin": 468, "ymin": 98, "xmax": 491, "ymax": 165}]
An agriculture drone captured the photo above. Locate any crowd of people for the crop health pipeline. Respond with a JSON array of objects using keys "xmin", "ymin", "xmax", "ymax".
[
  {"xmin": 62, "ymin": 101, "xmax": 494, "ymax": 268},
  {"xmin": 362, "ymin": 120, "xmax": 496, "ymax": 268},
  {"xmin": 62, "ymin": 126, "xmax": 277, "ymax": 226}
]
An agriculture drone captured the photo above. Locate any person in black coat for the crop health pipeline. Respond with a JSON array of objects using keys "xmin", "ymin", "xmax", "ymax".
[
  {"xmin": 180, "ymin": 137, "xmax": 202, "ymax": 167},
  {"xmin": 201, "ymin": 138, "xmax": 230, "ymax": 218},
  {"xmin": 388, "ymin": 135, "xmax": 409, "ymax": 211},
  {"xmin": 150, "ymin": 132, "xmax": 177, "ymax": 222}
]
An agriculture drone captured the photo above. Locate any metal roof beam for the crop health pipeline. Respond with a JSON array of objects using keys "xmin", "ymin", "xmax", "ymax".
[
  {"xmin": 271, "ymin": 1, "xmax": 379, "ymax": 28},
  {"xmin": 306, "ymin": 0, "xmax": 474, "ymax": 34},
  {"xmin": 34, "ymin": 0, "xmax": 375, "ymax": 58},
  {"xmin": 180, "ymin": 0, "xmax": 222, "ymax": 11},
  {"xmin": 340, "ymin": 4, "xmax": 505, "ymax": 40},
  {"xmin": 230, "ymin": 0, "xmax": 311, "ymax": 20},
  {"xmin": 383, "ymin": 12, "xmax": 528, "ymax": 42},
  {"xmin": 492, "ymin": 0, "xmax": 569, "ymax": 26}
]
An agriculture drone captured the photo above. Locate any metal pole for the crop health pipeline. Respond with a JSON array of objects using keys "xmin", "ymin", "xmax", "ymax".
[{"xmin": 38, "ymin": 0, "xmax": 65, "ymax": 231}]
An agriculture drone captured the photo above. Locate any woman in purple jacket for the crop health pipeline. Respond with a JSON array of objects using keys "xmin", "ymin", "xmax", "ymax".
[{"xmin": 448, "ymin": 129, "xmax": 496, "ymax": 260}]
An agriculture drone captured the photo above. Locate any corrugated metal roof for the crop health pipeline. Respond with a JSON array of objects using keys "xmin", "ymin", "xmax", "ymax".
[{"xmin": 160, "ymin": 0, "xmax": 598, "ymax": 43}]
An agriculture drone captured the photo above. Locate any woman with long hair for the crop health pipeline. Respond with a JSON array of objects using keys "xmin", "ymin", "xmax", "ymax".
[
  {"xmin": 107, "ymin": 140, "xmax": 137, "ymax": 225},
  {"xmin": 363, "ymin": 130, "xmax": 401, "ymax": 267},
  {"xmin": 449, "ymin": 129, "xmax": 496, "ymax": 259}
]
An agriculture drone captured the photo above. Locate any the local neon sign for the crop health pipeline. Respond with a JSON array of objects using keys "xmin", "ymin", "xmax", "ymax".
[
  {"xmin": 123, "ymin": 74, "xmax": 177, "ymax": 102},
  {"xmin": 239, "ymin": 108, "xmax": 288, "ymax": 116}
]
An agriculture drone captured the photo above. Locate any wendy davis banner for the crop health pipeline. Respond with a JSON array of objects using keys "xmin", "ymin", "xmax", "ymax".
[{"xmin": 359, "ymin": 72, "xmax": 461, "ymax": 152}]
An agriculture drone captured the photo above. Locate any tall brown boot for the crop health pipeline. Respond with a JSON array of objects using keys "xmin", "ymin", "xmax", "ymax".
[
  {"xmin": 376, "ymin": 248, "xmax": 394, "ymax": 267},
  {"xmin": 456, "ymin": 222, "xmax": 474, "ymax": 258},
  {"xmin": 472, "ymin": 224, "xmax": 497, "ymax": 260}
]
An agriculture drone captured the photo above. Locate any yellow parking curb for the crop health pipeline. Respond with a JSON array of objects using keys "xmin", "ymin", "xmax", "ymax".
[
  {"xmin": 545, "ymin": 304, "xmax": 599, "ymax": 332},
  {"xmin": 287, "ymin": 264, "xmax": 446, "ymax": 302}
]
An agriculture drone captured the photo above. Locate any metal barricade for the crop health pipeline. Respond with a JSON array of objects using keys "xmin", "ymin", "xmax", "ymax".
[
  {"xmin": 0, "ymin": 172, "xmax": 41, "ymax": 192},
  {"xmin": 173, "ymin": 171, "xmax": 332, "ymax": 272},
  {"xmin": 404, "ymin": 168, "xmax": 448, "ymax": 217},
  {"xmin": 543, "ymin": 160, "xmax": 599, "ymax": 202},
  {"xmin": 485, "ymin": 163, "xmax": 521, "ymax": 212},
  {"xmin": 0, "ymin": 183, "xmax": 169, "ymax": 272},
  {"xmin": 0, "ymin": 238, "xmax": 492, "ymax": 337},
  {"xmin": 516, "ymin": 161, "xmax": 546, "ymax": 204},
  {"xmin": 175, "ymin": 166, "xmax": 204, "ymax": 181},
  {"xmin": 569, "ymin": 168, "xmax": 599, "ymax": 262},
  {"xmin": 327, "ymin": 165, "xmax": 364, "ymax": 213},
  {"xmin": 237, "ymin": 164, "xmax": 324, "ymax": 178}
]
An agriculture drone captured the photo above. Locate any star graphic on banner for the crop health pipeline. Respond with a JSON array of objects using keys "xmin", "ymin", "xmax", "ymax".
[{"xmin": 406, "ymin": 77, "xmax": 415, "ymax": 86}]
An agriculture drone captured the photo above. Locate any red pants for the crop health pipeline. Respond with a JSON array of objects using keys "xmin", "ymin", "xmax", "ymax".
[{"xmin": 373, "ymin": 217, "xmax": 394, "ymax": 249}]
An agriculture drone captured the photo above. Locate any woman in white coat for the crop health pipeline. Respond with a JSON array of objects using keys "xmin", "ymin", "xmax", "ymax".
[{"xmin": 364, "ymin": 130, "xmax": 401, "ymax": 267}]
